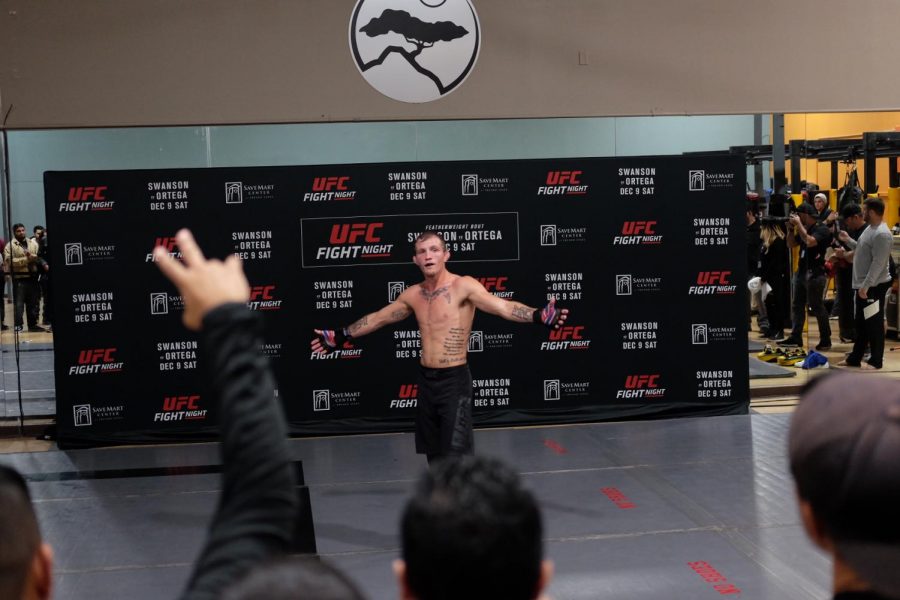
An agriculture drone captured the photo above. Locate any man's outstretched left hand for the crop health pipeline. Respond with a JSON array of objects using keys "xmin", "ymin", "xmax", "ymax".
[{"xmin": 534, "ymin": 297, "xmax": 568, "ymax": 329}]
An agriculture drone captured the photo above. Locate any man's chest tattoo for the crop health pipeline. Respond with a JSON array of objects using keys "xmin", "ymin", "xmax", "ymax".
[{"xmin": 420, "ymin": 285, "xmax": 451, "ymax": 304}]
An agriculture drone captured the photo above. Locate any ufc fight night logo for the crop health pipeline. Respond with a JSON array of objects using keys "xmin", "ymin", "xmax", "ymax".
[
  {"xmin": 61, "ymin": 186, "xmax": 113, "ymax": 212},
  {"xmin": 688, "ymin": 271, "xmax": 737, "ymax": 296},
  {"xmin": 616, "ymin": 375, "xmax": 665, "ymax": 399},
  {"xmin": 538, "ymin": 171, "xmax": 588, "ymax": 196},
  {"xmin": 69, "ymin": 348, "xmax": 124, "ymax": 375},
  {"xmin": 154, "ymin": 395, "xmax": 207, "ymax": 422},
  {"xmin": 391, "ymin": 384, "xmax": 418, "ymax": 408},
  {"xmin": 146, "ymin": 237, "xmax": 181, "ymax": 263},
  {"xmin": 304, "ymin": 176, "xmax": 356, "ymax": 202},
  {"xmin": 540, "ymin": 326, "xmax": 590, "ymax": 351},
  {"xmin": 316, "ymin": 222, "xmax": 394, "ymax": 261},
  {"xmin": 248, "ymin": 285, "xmax": 283, "ymax": 311},
  {"xmin": 613, "ymin": 221, "xmax": 662, "ymax": 246}
]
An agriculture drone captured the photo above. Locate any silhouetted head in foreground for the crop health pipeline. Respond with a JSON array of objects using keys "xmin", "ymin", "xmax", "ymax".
[{"xmin": 396, "ymin": 455, "xmax": 552, "ymax": 600}]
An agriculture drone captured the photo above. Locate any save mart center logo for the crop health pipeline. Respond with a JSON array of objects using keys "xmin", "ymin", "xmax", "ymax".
[{"xmin": 350, "ymin": 0, "xmax": 481, "ymax": 103}]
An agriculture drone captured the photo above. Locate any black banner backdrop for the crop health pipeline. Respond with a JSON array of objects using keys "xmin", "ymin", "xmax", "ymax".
[{"xmin": 44, "ymin": 156, "xmax": 748, "ymax": 447}]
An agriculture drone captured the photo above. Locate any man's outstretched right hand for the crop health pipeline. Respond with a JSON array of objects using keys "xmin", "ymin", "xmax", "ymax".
[{"xmin": 311, "ymin": 328, "xmax": 348, "ymax": 355}]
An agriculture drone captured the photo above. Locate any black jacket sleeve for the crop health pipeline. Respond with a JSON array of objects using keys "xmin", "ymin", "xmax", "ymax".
[{"xmin": 180, "ymin": 303, "xmax": 297, "ymax": 600}]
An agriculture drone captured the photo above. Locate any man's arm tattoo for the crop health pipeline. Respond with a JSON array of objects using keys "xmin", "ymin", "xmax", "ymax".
[
  {"xmin": 390, "ymin": 307, "xmax": 412, "ymax": 320},
  {"xmin": 347, "ymin": 315, "xmax": 368, "ymax": 336},
  {"xmin": 511, "ymin": 306, "xmax": 533, "ymax": 321}
]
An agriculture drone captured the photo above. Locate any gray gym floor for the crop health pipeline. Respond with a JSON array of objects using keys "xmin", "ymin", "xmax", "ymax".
[
  {"xmin": 1, "ymin": 342, "xmax": 56, "ymax": 417},
  {"xmin": 1, "ymin": 414, "xmax": 829, "ymax": 599}
]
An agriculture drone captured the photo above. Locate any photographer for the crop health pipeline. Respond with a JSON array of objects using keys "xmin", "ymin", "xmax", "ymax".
[
  {"xmin": 780, "ymin": 203, "xmax": 832, "ymax": 350},
  {"xmin": 830, "ymin": 204, "xmax": 866, "ymax": 342}
]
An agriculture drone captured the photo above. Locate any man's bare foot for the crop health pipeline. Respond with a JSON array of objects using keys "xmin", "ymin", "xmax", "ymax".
[{"xmin": 859, "ymin": 362, "xmax": 879, "ymax": 371}]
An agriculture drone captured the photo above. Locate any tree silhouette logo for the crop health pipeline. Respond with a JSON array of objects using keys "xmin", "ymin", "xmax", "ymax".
[{"xmin": 350, "ymin": 0, "xmax": 481, "ymax": 103}]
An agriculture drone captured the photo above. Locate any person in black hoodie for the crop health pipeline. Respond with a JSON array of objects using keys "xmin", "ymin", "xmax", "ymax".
[{"xmin": 0, "ymin": 229, "xmax": 298, "ymax": 600}]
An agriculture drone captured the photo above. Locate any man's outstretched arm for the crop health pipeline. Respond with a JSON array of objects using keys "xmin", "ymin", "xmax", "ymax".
[
  {"xmin": 311, "ymin": 299, "xmax": 413, "ymax": 354},
  {"xmin": 154, "ymin": 230, "xmax": 297, "ymax": 600},
  {"xmin": 461, "ymin": 276, "xmax": 568, "ymax": 328}
]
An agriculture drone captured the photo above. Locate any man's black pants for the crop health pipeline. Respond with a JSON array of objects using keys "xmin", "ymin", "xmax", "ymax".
[{"xmin": 847, "ymin": 281, "xmax": 892, "ymax": 368}]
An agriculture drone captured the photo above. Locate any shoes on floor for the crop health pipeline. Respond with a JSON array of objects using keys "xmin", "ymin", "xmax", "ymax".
[
  {"xmin": 836, "ymin": 359, "xmax": 861, "ymax": 367},
  {"xmin": 777, "ymin": 348, "xmax": 807, "ymax": 367},
  {"xmin": 0, "ymin": 325, "xmax": 8, "ymax": 331},
  {"xmin": 765, "ymin": 330, "xmax": 784, "ymax": 340},
  {"xmin": 756, "ymin": 345, "xmax": 785, "ymax": 363},
  {"xmin": 798, "ymin": 351, "xmax": 830, "ymax": 370},
  {"xmin": 14, "ymin": 325, "xmax": 23, "ymax": 332},
  {"xmin": 815, "ymin": 341, "xmax": 832, "ymax": 352},
  {"xmin": 776, "ymin": 337, "xmax": 802, "ymax": 347}
]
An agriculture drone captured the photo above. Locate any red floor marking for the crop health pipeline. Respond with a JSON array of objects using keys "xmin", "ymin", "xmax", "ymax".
[
  {"xmin": 542, "ymin": 439, "xmax": 568, "ymax": 454},
  {"xmin": 687, "ymin": 561, "xmax": 742, "ymax": 595},
  {"xmin": 600, "ymin": 487, "xmax": 636, "ymax": 509}
]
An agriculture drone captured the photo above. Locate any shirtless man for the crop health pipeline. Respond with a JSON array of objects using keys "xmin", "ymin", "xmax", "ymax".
[{"xmin": 311, "ymin": 231, "xmax": 568, "ymax": 464}]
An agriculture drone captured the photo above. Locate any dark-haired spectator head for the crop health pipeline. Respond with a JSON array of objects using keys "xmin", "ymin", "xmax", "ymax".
[
  {"xmin": 396, "ymin": 456, "xmax": 552, "ymax": 600},
  {"xmin": 0, "ymin": 465, "xmax": 53, "ymax": 600},
  {"xmin": 222, "ymin": 557, "xmax": 366, "ymax": 600},
  {"xmin": 789, "ymin": 373, "xmax": 900, "ymax": 599},
  {"xmin": 840, "ymin": 202, "xmax": 862, "ymax": 219},
  {"xmin": 12, "ymin": 224, "xmax": 27, "ymax": 242},
  {"xmin": 864, "ymin": 197, "xmax": 886, "ymax": 218},
  {"xmin": 840, "ymin": 203, "xmax": 865, "ymax": 231}
]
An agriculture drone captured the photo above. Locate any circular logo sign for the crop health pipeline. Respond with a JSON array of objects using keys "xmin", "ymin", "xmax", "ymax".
[{"xmin": 349, "ymin": 0, "xmax": 481, "ymax": 103}]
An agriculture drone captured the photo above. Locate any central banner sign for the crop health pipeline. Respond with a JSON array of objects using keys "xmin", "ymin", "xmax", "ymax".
[{"xmin": 45, "ymin": 156, "xmax": 749, "ymax": 447}]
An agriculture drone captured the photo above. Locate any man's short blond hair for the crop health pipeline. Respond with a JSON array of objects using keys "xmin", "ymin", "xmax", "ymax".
[{"xmin": 414, "ymin": 231, "xmax": 447, "ymax": 251}]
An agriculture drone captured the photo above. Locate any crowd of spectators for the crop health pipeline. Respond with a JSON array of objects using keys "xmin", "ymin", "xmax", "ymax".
[{"xmin": 749, "ymin": 191, "xmax": 897, "ymax": 369}]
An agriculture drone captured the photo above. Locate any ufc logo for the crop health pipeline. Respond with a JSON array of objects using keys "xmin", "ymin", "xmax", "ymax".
[
  {"xmin": 549, "ymin": 326, "xmax": 584, "ymax": 340},
  {"xmin": 624, "ymin": 375, "xmax": 660, "ymax": 389},
  {"xmin": 621, "ymin": 221, "xmax": 657, "ymax": 235},
  {"xmin": 163, "ymin": 395, "xmax": 200, "ymax": 411},
  {"xmin": 68, "ymin": 186, "xmax": 108, "ymax": 201},
  {"xmin": 546, "ymin": 171, "xmax": 582, "ymax": 185},
  {"xmin": 154, "ymin": 237, "xmax": 178, "ymax": 251},
  {"xmin": 477, "ymin": 277, "xmax": 508, "ymax": 291},
  {"xmin": 250, "ymin": 285, "xmax": 276, "ymax": 301},
  {"xmin": 697, "ymin": 271, "xmax": 732, "ymax": 285},
  {"xmin": 312, "ymin": 177, "xmax": 350, "ymax": 192},
  {"xmin": 329, "ymin": 223, "xmax": 383, "ymax": 244},
  {"xmin": 398, "ymin": 384, "xmax": 418, "ymax": 398},
  {"xmin": 77, "ymin": 348, "xmax": 116, "ymax": 364}
]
